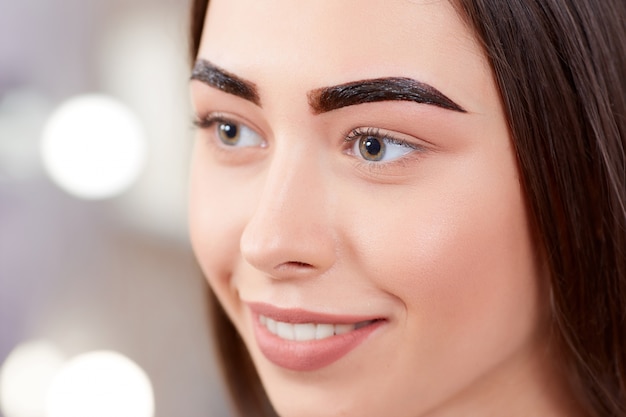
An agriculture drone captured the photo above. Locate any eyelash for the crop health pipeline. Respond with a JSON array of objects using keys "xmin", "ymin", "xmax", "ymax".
[
  {"xmin": 344, "ymin": 127, "xmax": 418, "ymax": 151},
  {"xmin": 343, "ymin": 127, "xmax": 424, "ymax": 170},
  {"xmin": 192, "ymin": 114, "xmax": 424, "ymax": 170},
  {"xmin": 192, "ymin": 113, "xmax": 267, "ymax": 164},
  {"xmin": 192, "ymin": 113, "xmax": 225, "ymax": 130}
]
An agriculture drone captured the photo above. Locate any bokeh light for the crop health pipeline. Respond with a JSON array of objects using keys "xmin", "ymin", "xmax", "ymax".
[
  {"xmin": 2, "ymin": 1, "xmax": 229, "ymax": 416},
  {"xmin": 40, "ymin": 94, "xmax": 146, "ymax": 200},
  {"xmin": 97, "ymin": 7, "xmax": 191, "ymax": 239},
  {"xmin": 45, "ymin": 350, "xmax": 154, "ymax": 417},
  {"xmin": 0, "ymin": 340, "xmax": 66, "ymax": 417}
]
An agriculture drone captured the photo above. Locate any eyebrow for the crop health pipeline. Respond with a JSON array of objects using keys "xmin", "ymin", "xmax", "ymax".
[
  {"xmin": 191, "ymin": 59, "xmax": 465, "ymax": 114},
  {"xmin": 191, "ymin": 59, "xmax": 261, "ymax": 106},
  {"xmin": 308, "ymin": 78, "xmax": 466, "ymax": 114}
]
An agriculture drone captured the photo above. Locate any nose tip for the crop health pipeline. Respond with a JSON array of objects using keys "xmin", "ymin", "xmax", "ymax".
[
  {"xmin": 240, "ymin": 212, "xmax": 336, "ymax": 279},
  {"xmin": 239, "ymin": 142, "xmax": 337, "ymax": 280}
]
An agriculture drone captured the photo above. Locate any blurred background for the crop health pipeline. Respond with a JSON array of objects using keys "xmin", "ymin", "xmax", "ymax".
[{"xmin": 0, "ymin": 0, "xmax": 232, "ymax": 416}]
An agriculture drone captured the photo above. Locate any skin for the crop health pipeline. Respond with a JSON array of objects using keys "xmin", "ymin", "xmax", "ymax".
[{"xmin": 189, "ymin": 1, "xmax": 578, "ymax": 416}]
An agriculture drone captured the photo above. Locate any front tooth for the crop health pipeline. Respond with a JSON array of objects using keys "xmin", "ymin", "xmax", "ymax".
[
  {"xmin": 334, "ymin": 324, "xmax": 354, "ymax": 335},
  {"xmin": 259, "ymin": 315, "xmax": 267, "ymax": 326},
  {"xmin": 293, "ymin": 323, "xmax": 316, "ymax": 341},
  {"xmin": 276, "ymin": 322, "xmax": 295, "ymax": 340},
  {"xmin": 315, "ymin": 323, "xmax": 334, "ymax": 340},
  {"xmin": 266, "ymin": 318, "xmax": 277, "ymax": 335}
]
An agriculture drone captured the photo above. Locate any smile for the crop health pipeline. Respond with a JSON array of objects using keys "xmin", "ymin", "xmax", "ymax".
[
  {"xmin": 248, "ymin": 303, "xmax": 385, "ymax": 371},
  {"xmin": 259, "ymin": 315, "xmax": 377, "ymax": 342}
]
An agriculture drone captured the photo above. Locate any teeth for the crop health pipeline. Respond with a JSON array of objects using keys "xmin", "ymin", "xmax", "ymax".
[
  {"xmin": 355, "ymin": 320, "xmax": 370, "ymax": 330},
  {"xmin": 266, "ymin": 317, "xmax": 277, "ymax": 334},
  {"xmin": 259, "ymin": 315, "xmax": 375, "ymax": 341},
  {"xmin": 294, "ymin": 323, "xmax": 316, "ymax": 341},
  {"xmin": 316, "ymin": 323, "xmax": 334, "ymax": 340},
  {"xmin": 276, "ymin": 322, "xmax": 295, "ymax": 340},
  {"xmin": 334, "ymin": 324, "xmax": 353, "ymax": 335}
]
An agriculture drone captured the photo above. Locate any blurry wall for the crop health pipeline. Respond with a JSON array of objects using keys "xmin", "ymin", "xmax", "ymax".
[{"xmin": 0, "ymin": 0, "xmax": 231, "ymax": 415}]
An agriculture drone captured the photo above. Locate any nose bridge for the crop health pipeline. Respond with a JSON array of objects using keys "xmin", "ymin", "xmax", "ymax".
[{"xmin": 240, "ymin": 140, "xmax": 335, "ymax": 277}]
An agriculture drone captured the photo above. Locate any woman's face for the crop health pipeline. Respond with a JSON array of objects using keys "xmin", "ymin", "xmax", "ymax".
[{"xmin": 189, "ymin": 1, "xmax": 553, "ymax": 416}]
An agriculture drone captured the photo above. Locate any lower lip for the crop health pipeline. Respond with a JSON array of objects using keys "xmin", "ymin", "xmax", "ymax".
[{"xmin": 251, "ymin": 315, "xmax": 384, "ymax": 372}]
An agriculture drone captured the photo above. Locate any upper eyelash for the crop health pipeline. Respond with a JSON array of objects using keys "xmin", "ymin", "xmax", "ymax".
[
  {"xmin": 344, "ymin": 127, "xmax": 419, "ymax": 150},
  {"xmin": 192, "ymin": 113, "xmax": 229, "ymax": 129},
  {"xmin": 194, "ymin": 117, "xmax": 421, "ymax": 158}
]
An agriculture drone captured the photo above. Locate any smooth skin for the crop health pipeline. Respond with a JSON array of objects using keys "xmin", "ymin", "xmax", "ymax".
[{"xmin": 189, "ymin": 1, "xmax": 579, "ymax": 416}]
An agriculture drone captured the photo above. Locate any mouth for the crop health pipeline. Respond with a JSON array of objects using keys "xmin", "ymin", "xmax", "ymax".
[
  {"xmin": 259, "ymin": 315, "xmax": 379, "ymax": 341},
  {"xmin": 247, "ymin": 302, "xmax": 386, "ymax": 371}
]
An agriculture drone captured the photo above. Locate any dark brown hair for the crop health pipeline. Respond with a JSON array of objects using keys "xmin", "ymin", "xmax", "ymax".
[{"xmin": 189, "ymin": 1, "xmax": 626, "ymax": 416}]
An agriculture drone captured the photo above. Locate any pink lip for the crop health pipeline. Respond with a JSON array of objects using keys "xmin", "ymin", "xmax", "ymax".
[{"xmin": 247, "ymin": 302, "xmax": 385, "ymax": 371}]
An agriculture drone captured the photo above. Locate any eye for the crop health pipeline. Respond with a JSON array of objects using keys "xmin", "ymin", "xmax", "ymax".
[
  {"xmin": 215, "ymin": 120, "xmax": 264, "ymax": 147},
  {"xmin": 347, "ymin": 128, "xmax": 417, "ymax": 162},
  {"xmin": 194, "ymin": 115, "xmax": 265, "ymax": 148}
]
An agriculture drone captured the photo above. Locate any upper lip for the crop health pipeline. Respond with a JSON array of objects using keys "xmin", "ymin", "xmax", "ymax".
[{"xmin": 246, "ymin": 301, "xmax": 385, "ymax": 324}]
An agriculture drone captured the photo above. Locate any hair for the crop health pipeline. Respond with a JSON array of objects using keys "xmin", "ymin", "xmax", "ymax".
[{"xmin": 189, "ymin": 1, "xmax": 626, "ymax": 416}]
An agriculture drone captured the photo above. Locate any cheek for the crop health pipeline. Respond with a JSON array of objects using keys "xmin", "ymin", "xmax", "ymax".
[
  {"xmin": 346, "ymin": 155, "xmax": 545, "ymax": 363},
  {"xmin": 395, "ymin": 187, "xmax": 538, "ymax": 315},
  {"xmin": 188, "ymin": 148, "xmax": 248, "ymax": 297}
]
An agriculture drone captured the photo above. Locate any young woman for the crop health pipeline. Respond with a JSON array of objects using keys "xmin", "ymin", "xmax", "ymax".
[{"xmin": 187, "ymin": 1, "xmax": 626, "ymax": 416}]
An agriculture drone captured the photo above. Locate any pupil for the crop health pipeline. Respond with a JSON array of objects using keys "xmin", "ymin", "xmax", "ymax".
[
  {"xmin": 220, "ymin": 123, "xmax": 238, "ymax": 139},
  {"xmin": 362, "ymin": 137, "xmax": 383, "ymax": 160}
]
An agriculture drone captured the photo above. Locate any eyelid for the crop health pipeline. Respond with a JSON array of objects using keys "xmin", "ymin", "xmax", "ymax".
[
  {"xmin": 192, "ymin": 111, "xmax": 267, "ymax": 158},
  {"xmin": 195, "ymin": 110, "xmax": 266, "ymax": 135},
  {"xmin": 193, "ymin": 112, "xmax": 246, "ymax": 130},
  {"xmin": 345, "ymin": 127, "xmax": 421, "ymax": 147},
  {"xmin": 340, "ymin": 127, "xmax": 430, "ymax": 178},
  {"xmin": 344, "ymin": 127, "xmax": 425, "ymax": 155}
]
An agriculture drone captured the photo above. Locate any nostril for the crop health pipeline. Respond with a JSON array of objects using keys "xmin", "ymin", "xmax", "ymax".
[{"xmin": 275, "ymin": 261, "xmax": 314, "ymax": 271}]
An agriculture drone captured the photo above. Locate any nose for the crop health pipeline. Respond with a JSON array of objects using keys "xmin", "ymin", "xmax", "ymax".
[{"xmin": 240, "ymin": 145, "xmax": 336, "ymax": 279}]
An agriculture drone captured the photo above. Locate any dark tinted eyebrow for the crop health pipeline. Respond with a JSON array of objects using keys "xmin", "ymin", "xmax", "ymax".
[
  {"xmin": 308, "ymin": 77, "xmax": 466, "ymax": 114},
  {"xmin": 191, "ymin": 59, "xmax": 261, "ymax": 106}
]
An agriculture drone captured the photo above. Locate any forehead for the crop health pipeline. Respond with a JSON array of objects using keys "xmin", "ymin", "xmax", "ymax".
[{"xmin": 198, "ymin": 0, "xmax": 489, "ymax": 110}]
